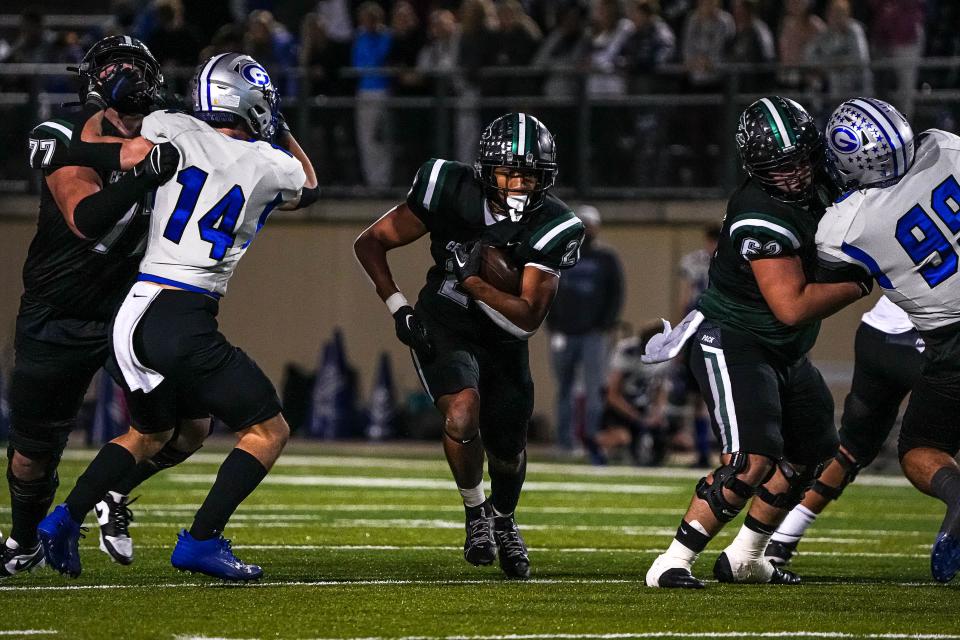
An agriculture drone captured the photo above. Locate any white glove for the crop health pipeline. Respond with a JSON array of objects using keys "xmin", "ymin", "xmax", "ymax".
[{"xmin": 642, "ymin": 310, "xmax": 705, "ymax": 363}]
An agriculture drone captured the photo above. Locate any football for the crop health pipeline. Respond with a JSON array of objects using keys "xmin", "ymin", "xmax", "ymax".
[{"xmin": 480, "ymin": 245, "xmax": 522, "ymax": 295}]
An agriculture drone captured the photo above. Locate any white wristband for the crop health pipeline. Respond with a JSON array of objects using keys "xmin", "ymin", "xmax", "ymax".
[{"xmin": 385, "ymin": 292, "xmax": 409, "ymax": 315}]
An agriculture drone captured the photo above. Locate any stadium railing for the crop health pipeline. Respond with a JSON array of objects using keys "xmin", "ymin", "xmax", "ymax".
[{"xmin": 0, "ymin": 58, "xmax": 958, "ymax": 203}]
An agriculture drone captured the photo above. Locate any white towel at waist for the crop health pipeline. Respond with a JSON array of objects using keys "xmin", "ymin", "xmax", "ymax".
[{"xmin": 112, "ymin": 281, "xmax": 165, "ymax": 393}]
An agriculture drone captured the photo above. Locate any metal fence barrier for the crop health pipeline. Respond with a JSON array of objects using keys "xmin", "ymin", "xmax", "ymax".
[{"xmin": 1, "ymin": 58, "xmax": 958, "ymax": 202}]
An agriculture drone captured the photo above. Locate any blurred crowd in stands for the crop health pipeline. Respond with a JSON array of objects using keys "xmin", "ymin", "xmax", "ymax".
[{"xmin": 1, "ymin": 0, "xmax": 958, "ymax": 189}]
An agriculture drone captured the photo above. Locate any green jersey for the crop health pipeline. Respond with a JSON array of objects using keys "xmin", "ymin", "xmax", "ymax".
[
  {"xmin": 406, "ymin": 158, "xmax": 585, "ymax": 342},
  {"xmin": 697, "ymin": 178, "xmax": 824, "ymax": 361}
]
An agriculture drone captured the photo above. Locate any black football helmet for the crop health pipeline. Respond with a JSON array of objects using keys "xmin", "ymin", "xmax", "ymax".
[
  {"xmin": 73, "ymin": 35, "xmax": 163, "ymax": 115},
  {"xmin": 736, "ymin": 96, "xmax": 829, "ymax": 204},
  {"xmin": 475, "ymin": 113, "xmax": 558, "ymax": 222}
]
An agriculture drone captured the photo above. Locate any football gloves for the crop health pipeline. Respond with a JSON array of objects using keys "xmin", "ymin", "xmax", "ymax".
[
  {"xmin": 86, "ymin": 66, "xmax": 149, "ymax": 112},
  {"xmin": 451, "ymin": 241, "xmax": 483, "ymax": 282},
  {"xmin": 393, "ymin": 305, "xmax": 434, "ymax": 361},
  {"xmin": 133, "ymin": 142, "xmax": 181, "ymax": 186}
]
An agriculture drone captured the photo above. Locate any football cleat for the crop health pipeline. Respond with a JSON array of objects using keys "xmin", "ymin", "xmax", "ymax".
[
  {"xmin": 170, "ymin": 530, "xmax": 262, "ymax": 581},
  {"xmin": 764, "ymin": 539, "xmax": 798, "ymax": 567},
  {"xmin": 931, "ymin": 532, "xmax": 960, "ymax": 583},
  {"xmin": 713, "ymin": 551, "xmax": 801, "ymax": 585},
  {"xmin": 0, "ymin": 534, "xmax": 45, "ymax": 578},
  {"xmin": 463, "ymin": 502, "xmax": 497, "ymax": 566},
  {"xmin": 493, "ymin": 515, "xmax": 530, "ymax": 579},
  {"xmin": 95, "ymin": 492, "xmax": 137, "ymax": 565},
  {"xmin": 646, "ymin": 553, "xmax": 704, "ymax": 589},
  {"xmin": 37, "ymin": 504, "xmax": 85, "ymax": 578}
]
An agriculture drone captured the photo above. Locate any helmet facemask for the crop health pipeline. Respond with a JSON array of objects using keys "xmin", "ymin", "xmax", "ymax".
[
  {"xmin": 75, "ymin": 37, "xmax": 163, "ymax": 115},
  {"xmin": 477, "ymin": 162, "xmax": 556, "ymax": 222}
]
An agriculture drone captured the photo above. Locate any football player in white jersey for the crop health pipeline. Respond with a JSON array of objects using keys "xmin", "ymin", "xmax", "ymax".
[
  {"xmin": 766, "ymin": 296, "xmax": 924, "ymax": 565},
  {"xmin": 38, "ymin": 53, "xmax": 318, "ymax": 581},
  {"xmin": 809, "ymin": 97, "xmax": 960, "ymax": 583}
]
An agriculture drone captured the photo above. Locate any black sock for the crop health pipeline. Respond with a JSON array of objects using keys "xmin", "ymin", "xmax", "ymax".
[
  {"xmin": 932, "ymin": 466, "xmax": 960, "ymax": 535},
  {"xmin": 7, "ymin": 467, "xmax": 57, "ymax": 548},
  {"xmin": 112, "ymin": 441, "xmax": 196, "ymax": 495},
  {"xmin": 744, "ymin": 514, "xmax": 777, "ymax": 536},
  {"xmin": 64, "ymin": 443, "xmax": 137, "ymax": 524},
  {"xmin": 189, "ymin": 449, "xmax": 267, "ymax": 541},
  {"xmin": 676, "ymin": 520, "xmax": 711, "ymax": 553},
  {"xmin": 489, "ymin": 450, "xmax": 526, "ymax": 517}
]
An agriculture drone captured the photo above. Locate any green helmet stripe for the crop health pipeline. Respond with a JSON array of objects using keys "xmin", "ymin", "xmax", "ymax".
[
  {"xmin": 512, "ymin": 114, "xmax": 520, "ymax": 155},
  {"xmin": 525, "ymin": 116, "xmax": 535, "ymax": 157},
  {"xmin": 772, "ymin": 101, "xmax": 795, "ymax": 147},
  {"xmin": 758, "ymin": 98, "xmax": 792, "ymax": 149}
]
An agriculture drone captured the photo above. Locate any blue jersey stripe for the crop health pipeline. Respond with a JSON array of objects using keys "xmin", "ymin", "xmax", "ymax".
[
  {"xmin": 137, "ymin": 273, "xmax": 222, "ymax": 299},
  {"xmin": 840, "ymin": 242, "xmax": 892, "ymax": 289}
]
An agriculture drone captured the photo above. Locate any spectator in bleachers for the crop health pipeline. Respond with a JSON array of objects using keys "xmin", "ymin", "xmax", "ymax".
[
  {"xmin": 244, "ymin": 10, "xmax": 298, "ymax": 93},
  {"xmin": 455, "ymin": 0, "xmax": 497, "ymax": 163},
  {"xmin": 776, "ymin": 0, "xmax": 825, "ymax": 91},
  {"xmin": 585, "ymin": 0, "xmax": 635, "ymax": 96},
  {"xmin": 200, "ymin": 23, "xmax": 245, "ymax": 61},
  {"xmin": 725, "ymin": 0, "xmax": 775, "ymax": 92},
  {"xmin": 681, "ymin": 0, "xmax": 733, "ymax": 92},
  {"xmin": 805, "ymin": 0, "xmax": 872, "ymax": 99},
  {"xmin": 352, "ymin": 1, "xmax": 393, "ymax": 187},
  {"xmin": 3, "ymin": 11, "xmax": 52, "ymax": 65},
  {"xmin": 389, "ymin": 0, "xmax": 427, "ymax": 87},
  {"xmin": 147, "ymin": 0, "xmax": 203, "ymax": 70},
  {"xmin": 300, "ymin": 13, "xmax": 356, "ymax": 185},
  {"xmin": 389, "ymin": 1, "xmax": 429, "ymax": 182},
  {"xmin": 494, "ymin": 0, "xmax": 543, "ymax": 95},
  {"xmin": 415, "ymin": 9, "xmax": 460, "ymax": 74},
  {"xmin": 620, "ymin": 0, "xmax": 676, "ymax": 88},
  {"xmin": 532, "ymin": 1, "xmax": 589, "ymax": 97},
  {"xmin": 317, "ymin": 0, "xmax": 357, "ymax": 44},
  {"xmin": 868, "ymin": 0, "xmax": 925, "ymax": 117}
]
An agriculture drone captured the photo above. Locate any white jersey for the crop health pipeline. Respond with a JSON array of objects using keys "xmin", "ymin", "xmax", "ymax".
[
  {"xmin": 817, "ymin": 130, "xmax": 960, "ymax": 332},
  {"xmin": 861, "ymin": 295, "xmax": 915, "ymax": 334},
  {"xmin": 137, "ymin": 111, "xmax": 305, "ymax": 297}
]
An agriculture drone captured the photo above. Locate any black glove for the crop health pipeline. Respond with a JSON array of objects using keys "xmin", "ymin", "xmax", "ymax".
[
  {"xmin": 393, "ymin": 305, "xmax": 434, "ymax": 361},
  {"xmin": 88, "ymin": 67, "xmax": 149, "ymax": 112},
  {"xmin": 451, "ymin": 240, "xmax": 482, "ymax": 282},
  {"xmin": 133, "ymin": 142, "xmax": 180, "ymax": 186},
  {"xmin": 275, "ymin": 112, "xmax": 292, "ymax": 143}
]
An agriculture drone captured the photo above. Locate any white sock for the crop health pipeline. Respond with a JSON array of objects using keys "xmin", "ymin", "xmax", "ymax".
[
  {"xmin": 459, "ymin": 483, "xmax": 486, "ymax": 509},
  {"xmin": 664, "ymin": 538, "xmax": 699, "ymax": 567},
  {"xmin": 725, "ymin": 523, "xmax": 772, "ymax": 561},
  {"xmin": 771, "ymin": 504, "xmax": 818, "ymax": 544}
]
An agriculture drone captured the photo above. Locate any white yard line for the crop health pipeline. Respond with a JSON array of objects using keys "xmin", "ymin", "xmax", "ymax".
[
  {"xmin": 58, "ymin": 450, "xmax": 916, "ymax": 487},
  {"xmin": 166, "ymin": 474, "xmax": 683, "ymax": 495}
]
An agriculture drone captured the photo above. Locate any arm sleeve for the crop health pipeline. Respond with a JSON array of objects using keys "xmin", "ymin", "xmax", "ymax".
[{"xmin": 728, "ymin": 213, "xmax": 803, "ymax": 260}]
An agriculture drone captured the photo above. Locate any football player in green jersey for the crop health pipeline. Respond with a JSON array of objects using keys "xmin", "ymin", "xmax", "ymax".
[
  {"xmin": 644, "ymin": 97, "xmax": 870, "ymax": 588},
  {"xmin": 354, "ymin": 113, "xmax": 585, "ymax": 579}
]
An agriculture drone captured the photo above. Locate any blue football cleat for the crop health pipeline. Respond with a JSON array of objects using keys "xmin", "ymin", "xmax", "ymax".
[
  {"xmin": 170, "ymin": 530, "xmax": 262, "ymax": 581},
  {"xmin": 37, "ymin": 504, "xmax": 84, "ymax": 578},
  {"xmin": 931, "ymin": 532, "xmax": 960, "ymax": 583}
]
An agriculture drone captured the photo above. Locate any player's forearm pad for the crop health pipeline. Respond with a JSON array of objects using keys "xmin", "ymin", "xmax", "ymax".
[
  {"xmin": 297, "ymin": 185, "xmax": 320, "ymax": 209},
  {"xmin": 72, "ymin": 170, "xmax": 153, "ymax": 238}
]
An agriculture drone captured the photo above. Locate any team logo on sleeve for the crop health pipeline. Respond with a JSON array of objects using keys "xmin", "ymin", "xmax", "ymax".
[
  {"xmin": 829, "ymin": 126, "xmax": 861, "ymax": 154},
  {"xmin": 240, "ymin": 63, "xmax": 272, "ymax": 87},
  {"xmin": 740, "ymin": 237, "xmax": 782, "ymax": 259}
]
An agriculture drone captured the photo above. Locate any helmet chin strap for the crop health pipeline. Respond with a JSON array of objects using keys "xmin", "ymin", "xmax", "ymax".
[{"xmin": 506, "ymin": 194, "xmax": 529, "ymax": 222}]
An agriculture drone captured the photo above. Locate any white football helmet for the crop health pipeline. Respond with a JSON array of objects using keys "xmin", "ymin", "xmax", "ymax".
[
  {"xmin": 191, "ymin": 52, "xmax": 279, "ymax": 141},
  {"xmin": 825, "ymin": 98, "xmax": 915, "ymax": 190}
]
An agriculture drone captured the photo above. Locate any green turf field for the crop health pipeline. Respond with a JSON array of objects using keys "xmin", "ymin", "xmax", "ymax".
[{"xmin": 1, "ymin": 443, "xmax": 956, "ymax": 640}]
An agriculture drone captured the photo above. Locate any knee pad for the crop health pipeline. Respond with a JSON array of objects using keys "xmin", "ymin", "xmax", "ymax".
[
  {"xmin": 487, "ymin": 449, "xmax": 526, "ymax": 474},
  {"xmin": 695, "ymin": 452, "xmax": 756, "ymax": 523},
  {"xmin": 810, "ymin": 449, "xmax": 862, "ymax": 501},
  {"xmin": 756, "ymin": 460, "xmax": 820, "ymax": 510},
  {"xmin": 6, "ymin": 458, "xmax": 59, "ymax": 505},
  {"xmin": 147, "ymin": 438, "xmax": 201, "ymax": 472},
  {"xmin": 840, "ymin": 392, "xmax": 895, "ymax": 466}
]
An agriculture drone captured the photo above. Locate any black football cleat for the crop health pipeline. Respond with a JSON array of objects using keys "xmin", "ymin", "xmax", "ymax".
[
  {"xmin": 646, "ymin": 554, "xmax": 704, "ymax": 588},
  {"xmin": 463, "ymin": 502, "xmax": 496, "ymax": 566},
  {"xmin": 493, "ymin": 515, "xmax": 531, "ymax": 579},
  {"xmin": 714, "ymin": 551, "xmax": 801, "ymax": 585},
  {"xmin": 95, "ymin": 492, "xmax": 137, "ymax": 565},
  {"xmin": 764, "ymin": 539, "xmax": 798, "ymax": 567},
  {"xmin": 0, "ymin": 535, "xmax": 45, "ymax": 578}
]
